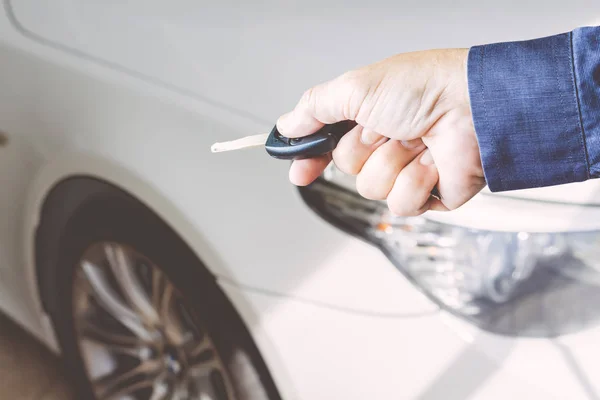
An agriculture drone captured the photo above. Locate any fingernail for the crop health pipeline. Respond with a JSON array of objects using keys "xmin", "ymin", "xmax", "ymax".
[
  {"xmin": 420, "ymin": 149, "xmax": 434, "ymax": 165},
  {"xmin": 401, "ymin": 139, "xmax": 423, "ymax": 149},
  {"xmin": 360, "ymin": 129, "xmax": 381, "ymax": 145}
]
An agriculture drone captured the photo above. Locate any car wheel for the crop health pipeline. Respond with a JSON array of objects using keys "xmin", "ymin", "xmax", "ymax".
[{"xmin": 39, "ymin": 181, "xmax": 281, "ymax": 400}]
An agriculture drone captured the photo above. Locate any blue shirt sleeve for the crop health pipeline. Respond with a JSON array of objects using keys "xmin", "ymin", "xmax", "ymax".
[{"xmin": 467, "ymin": 26, "xmax": 600, "ymax": 192}]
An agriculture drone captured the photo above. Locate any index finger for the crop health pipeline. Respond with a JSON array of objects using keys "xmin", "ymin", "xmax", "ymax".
[{"xmin": 288, "ymin": 155, "xmax": 332, "ymax": 186}]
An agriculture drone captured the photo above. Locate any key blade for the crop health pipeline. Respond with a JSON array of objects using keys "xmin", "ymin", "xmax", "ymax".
[{"xmin": 210, "ymin": 133, "xmax": 269, "ymax": 153}]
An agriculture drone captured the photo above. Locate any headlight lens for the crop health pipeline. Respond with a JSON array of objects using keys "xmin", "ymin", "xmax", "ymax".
[{"xmin": 299, "ymin": 167, "xmax": 600, "ymax": 337}]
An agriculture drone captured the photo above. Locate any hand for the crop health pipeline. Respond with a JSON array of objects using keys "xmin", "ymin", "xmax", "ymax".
[{"xmin": 277, "ymin": 49, "xmax": 485, "ymax": 216}]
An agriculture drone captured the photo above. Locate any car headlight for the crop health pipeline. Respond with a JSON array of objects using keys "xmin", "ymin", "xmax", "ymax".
[{"xmin": 299, "ymin": 165, "xmax": 600, "ymax": 338}]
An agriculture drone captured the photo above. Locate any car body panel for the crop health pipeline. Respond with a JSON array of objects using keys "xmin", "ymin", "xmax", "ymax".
[
  {"xmin": 8, "ymin": 0, "xmax": 600, "ymax": 127},
  {"xmin": 222, "ymin": 282, "xmax": 600, "ymax": 400},
  {"xmin": 0, "ymin": 1, "xmax": 598, "ymax": 399},
  {"xmin": 0, "ymin": 4, "xmax": 439, "ymax": 341}
]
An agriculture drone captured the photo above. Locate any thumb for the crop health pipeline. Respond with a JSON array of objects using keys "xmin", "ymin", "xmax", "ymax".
[{"xmin": 276, "ymin": 74, "xmax": 360, "ymax": 138}]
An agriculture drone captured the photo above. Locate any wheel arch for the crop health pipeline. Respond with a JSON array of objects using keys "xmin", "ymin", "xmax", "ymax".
[
  {"xmin": 24, "ymin": 153, "xmax": 233, "ymax": 326},
  {"xmin": 34, "ymin": 173, "xmax": 283, "ymax": 400},
  {"xmin": 34, "ymin": 175, "xmax": 218, "ymax": 316},
  {"xmin": 22, "ymin": 153, "xmax": 292, "ymax": 400}
]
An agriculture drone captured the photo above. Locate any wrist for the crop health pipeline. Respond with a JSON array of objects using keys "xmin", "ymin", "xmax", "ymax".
[{"xmin": 434, "ymin": 48, "xmax": 471, "ymax": 116}]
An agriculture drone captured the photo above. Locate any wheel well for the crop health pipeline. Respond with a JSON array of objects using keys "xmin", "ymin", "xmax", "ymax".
[
  {"xmin": 37, "ymin": 177, "xmax": 283, "ymax": 399},
  {"xmin": 34, "ymin": 176, "xmax": 215, "ymax": 315}
]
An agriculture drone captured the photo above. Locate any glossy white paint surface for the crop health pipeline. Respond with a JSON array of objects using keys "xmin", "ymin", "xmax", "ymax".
[
  {"xmin": 9, "ymin": 0, "xmax": 600, "ymax": 125},
  {"xmin": 222, "ymin": 282, "xmax": 600, "ymax": 400},
  {"xmin": 0, "ymin": 1, "xmax": 597, "ymax": 399}
]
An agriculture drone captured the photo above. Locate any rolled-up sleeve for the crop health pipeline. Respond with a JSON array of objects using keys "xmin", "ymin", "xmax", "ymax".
[{"xmin": 467, "ymin": 26, "xmax": 600, "ymax": 192}]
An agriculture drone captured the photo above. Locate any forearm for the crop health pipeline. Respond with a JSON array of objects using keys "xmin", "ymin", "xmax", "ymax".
[{"xmin": 467, "ymin": 26, "xmax": 600, "ymax": 192}]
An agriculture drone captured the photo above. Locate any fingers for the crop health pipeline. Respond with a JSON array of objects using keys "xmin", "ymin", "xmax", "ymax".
[
  {"xmin": 288, "ymin": 141, "xmax": 444, "ymax": 217},
  {"xmin": 287, "ymin": 123, "xmax": 387, "ymax": 187},
  {"xmin": 387, "ymin": 150, "xmax": 440, "ymax": 216},
  {"xmin": 360, "ymin": 128, "xmax": 384, "ymax": 146},
  {"xmin": 277, "ymin": 73, "xmax": 363, "ymax": 138},
  {"xmin": 354, "ymin": 140, "xmax": 426, "ymax": 200},
  {"xmin": 332, "ymin": 125, "xmax": 388, "ymax": 175},
  {"xmin": 288, "ymin": 154, "xmax": 332, "ymax": 186}
]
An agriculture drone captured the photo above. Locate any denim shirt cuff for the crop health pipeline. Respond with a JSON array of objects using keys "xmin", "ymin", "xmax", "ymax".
[
  {"xmin": 467, "ymin": 32, "xmax": 590, "ymax": 192},
  {"xmin": 572, "ymin": 27, "xmax": 600, "ymax": 177}
]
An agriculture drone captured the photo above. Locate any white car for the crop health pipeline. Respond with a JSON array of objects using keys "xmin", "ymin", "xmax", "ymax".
[{"xmin": 1, "ymin": 1, "xmax": 600, "ymax": 399}]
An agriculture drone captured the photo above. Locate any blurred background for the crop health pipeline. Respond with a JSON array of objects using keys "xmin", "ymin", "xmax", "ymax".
[{"xmin": 0, "ymin": 314, "xmax": 72, "ymax": 399}]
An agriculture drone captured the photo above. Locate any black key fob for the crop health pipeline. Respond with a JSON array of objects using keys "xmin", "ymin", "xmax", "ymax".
[
  {"xmin": 265, "ymin": 119, "xmax": 442, "ymax": 200},
  {"xmin": 265, "ymin": 120, "xmax": 356, "ymax": 160}
]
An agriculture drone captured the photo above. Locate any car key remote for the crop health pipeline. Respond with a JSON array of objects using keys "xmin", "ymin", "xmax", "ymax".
[
  {"xmin": 264, "ymin": 120, "xmax": 356, "ymax": 160},
  {"xmin": 210, "ymin": 120, "xmax": 356, "ymax": 158},
  {"xmin": 210, "ymin": 120, "xmax": 441, "ymax": 199}
]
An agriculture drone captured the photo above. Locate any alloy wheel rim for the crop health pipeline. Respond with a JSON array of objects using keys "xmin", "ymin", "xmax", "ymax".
[{"xmin": 72, "ymin": 241, "xmax": 237, "ymax": 400}]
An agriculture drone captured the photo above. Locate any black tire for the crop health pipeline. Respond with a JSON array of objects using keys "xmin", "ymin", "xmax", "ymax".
[{"xmin": 36, "ymin": 178, "xmax": 281, "ymax": 400}]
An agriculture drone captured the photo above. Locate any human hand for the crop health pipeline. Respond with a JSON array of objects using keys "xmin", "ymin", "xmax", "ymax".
[{"xmin": 277, "ymin": 49, "xmax": 485, "ymax": 216}]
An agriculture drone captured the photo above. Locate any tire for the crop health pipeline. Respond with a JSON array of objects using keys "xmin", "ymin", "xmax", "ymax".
[{"xmin": 37, "ymin": 178, "xmax": 281, "ymax": 400}]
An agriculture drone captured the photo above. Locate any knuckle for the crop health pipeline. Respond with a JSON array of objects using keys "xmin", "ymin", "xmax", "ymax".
[
  {"xmin": 332, "ymin": 151, "xmax": 361, "ymax": 175},
  {"xmin": 387, "ymin": 199, "xmax": 409, "ymax": 216},
  {"xmin": 387, "ymin": 181, "xmax": 425, "ymax": 217},
  {"xmin": 338, "ymin": 72, "xmax": 366, "ymax": 120},
  {"xmin": 335, "ymin": 159, "xmax": 361, "ymax": 176},
  {"xmin": 387, "ymin": 197, "xmax": 420, "ymax": 217},
  {"xmin": 300, "ymin": 87, "xmax": 316, "ymax": 110},
  {"xmin": 440, "ymin": 197, "xmax": 459, "ymax": 211},
  {"xmin": 339, "ymin": 69, "xmax": 363, "ymax": 86}
]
